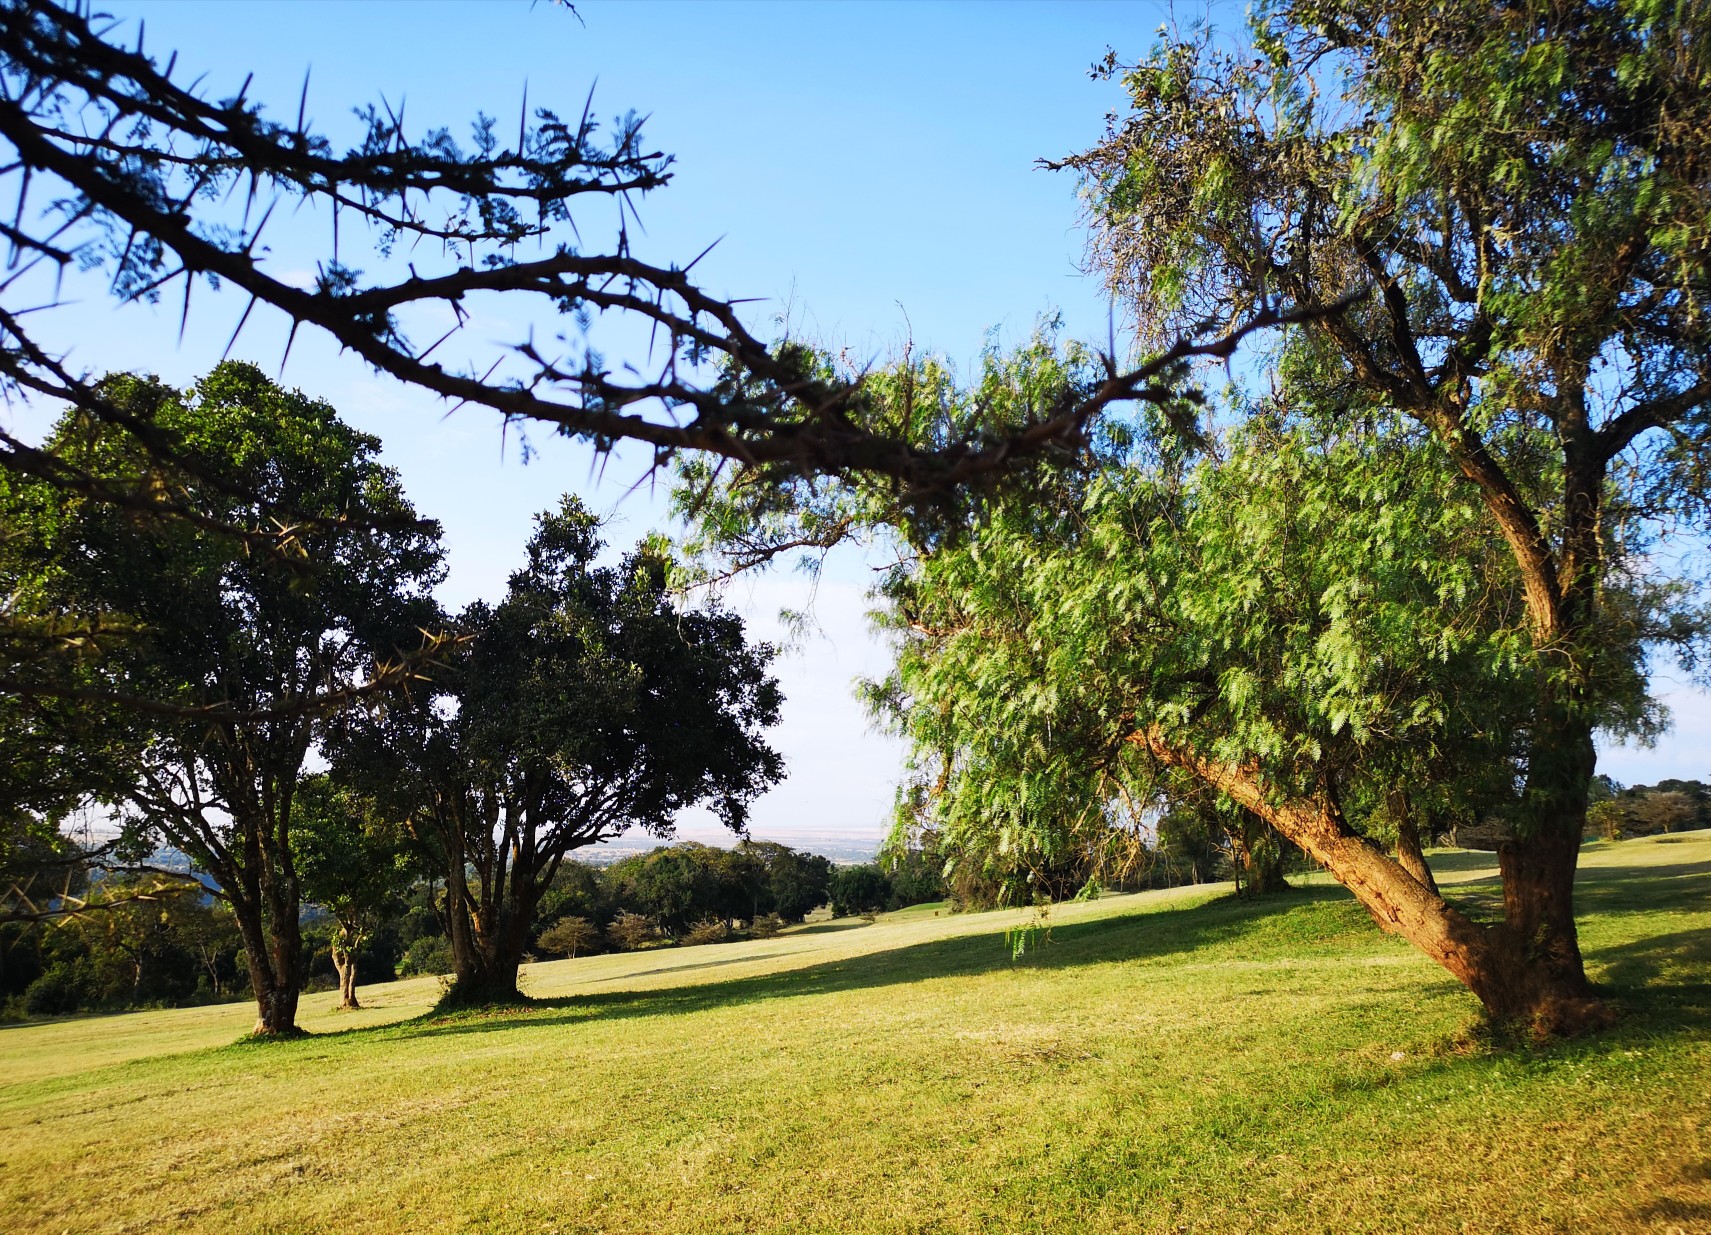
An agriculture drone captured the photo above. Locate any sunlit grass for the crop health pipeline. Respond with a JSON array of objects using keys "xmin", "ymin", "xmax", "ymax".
[{"xmin": 3, "ymin": 833, "xmax": 1707, "ymax": 1234}]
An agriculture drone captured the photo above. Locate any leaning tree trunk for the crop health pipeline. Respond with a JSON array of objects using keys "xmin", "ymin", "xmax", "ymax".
[{"xmin": 1131, "ymin": 728, "xmax": 1610, "ymax": 1036}]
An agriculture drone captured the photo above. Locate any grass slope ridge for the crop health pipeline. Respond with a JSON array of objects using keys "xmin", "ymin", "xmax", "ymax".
[{"xmin": 2, "ymin": 833, "xmax": 1708, "ymax": 1234}]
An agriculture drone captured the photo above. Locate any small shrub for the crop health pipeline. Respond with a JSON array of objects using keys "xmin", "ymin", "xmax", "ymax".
[
  {"xmin": 538, "ymin": 916, "xmax": 600, "ymax": 958},
  {"xmin": 397, "ymin": 936, "xmax": 454, "ymax": 977},
  {"xmin": 681, "ymin": 918, "xmax": 730, "ymax": 946},
  {"xmin": 606, "ymin": 911, "xmax": 657, "ymax": 952},
  {"xmin": 748, "ymin": 913, "xmax": 784, "ymax": 939}
]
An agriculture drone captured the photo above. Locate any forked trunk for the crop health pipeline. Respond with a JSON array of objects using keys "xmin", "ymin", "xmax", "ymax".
[
  {"xmin": 442, "ymin": 953, "xmax": 524, "ymax": 1006},
  {"xmin": 332, "ymin": 946, "xmax": 360, "ymax": 1010},
  {"xmin": 252, "ymin": 980, "xmax": 302, "ymax": 1036},
  {"xmin": 442, "ymin": 871, "xmax": 533, "ymax": 1007},
  {"xmin": 1390, "ymin": 791, "xmax": 1440, "ymax": 897}
]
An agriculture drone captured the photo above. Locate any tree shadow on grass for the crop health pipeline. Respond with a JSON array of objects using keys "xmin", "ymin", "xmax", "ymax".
[
  {"xmin": 380, "ymin": 851, "xmax": 1711, "ymax": 1054},
  {"xmin": 1420, "ymin": 849, "xmax": 1502, "ymax": 876},
  {"xmin": 382, "ymin": 887, "xmax": 1380, "ymax": 1045},
  {"xmin": 1439, "ymin": 850, "xmax": 1711, "ymax": 924},
  {"xmin": 778, "ymin": 919, "xmax": 868, "ymax": 938}
]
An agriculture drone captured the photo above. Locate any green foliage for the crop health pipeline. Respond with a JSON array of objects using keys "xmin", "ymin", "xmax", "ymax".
[
  {"xmin": 1067, "ymin": 0, "xmax": 1710, "ymax": 768},
  {"xmin": 738, "ymin": 840, "xmax": 833, "ymax": 924},
  {"xmin": 7, "ymin": 879, "xmax": 246, "ymax": 1017},
  {"xmin": 334, "ymin": 496, "xmax": 783, "ymax": 1001},
  {"xmin": 536, "ymin": 917, "xmax": 599, "ymax": 959},
  {"xmin": 673, "ymin": 320, "xmax": 1146, "ymax": 581},
  {"xmin": 0, "ymin": 361, "xmax": 444, "ymax": 1030},
  {"xmin": 608, "ymin": 844, "xmax": 742, "ymax": 937},
  {"xmin": 880, "ymin": 839, "xmax": 947, "ymax": 909},
  {"xmin": 603, "ymin": 840, "xmax": 834, "ymax": 936},
  {"xmin": 292, "ymin": 775, "xmax": 411, "ymax": 951},
  {"xmin": 1589, "ymin": 780, "xmax": 1709, "ymax": 840},
  {"xmin": 680, "ymin": 919, "xmax": 731, "ymax": 947},
  {"xmin": 396, "ymin": 936, "xmax": 453, "ymax": 978},
  {"xmin": 871, "ymin": 408, "xmax": 1533, "ymax": 883},
  {"xmin": 827, "ymin": 864, "xmax": 891, "ymax": 918},
  {"xmin": 604, "ymin": 911, "xmax": 658, "ymax": 952},
  {"xmin": 534, "ymin": 863, "xmax": 615, "ymax": 937}
]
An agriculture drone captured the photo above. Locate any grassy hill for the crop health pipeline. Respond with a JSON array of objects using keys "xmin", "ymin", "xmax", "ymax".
[{"xmin": 3, "ymin": 833, "xmax": 1708, "ymax": 1233}]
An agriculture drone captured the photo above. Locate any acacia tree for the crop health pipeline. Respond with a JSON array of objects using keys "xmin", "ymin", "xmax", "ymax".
[
  {"xmin": 343, "ymin": 498, "xmax": 783, "ymax": 1005},
  {"xmin": 292, "ymin": 774, "xmax": 411, "ymax": 1010},
  {"xmin": 0, "ymin": 0, "xmax": 1310, "ymax": 517},
  {"xmin": 0, "ymin": 363, "xmax": 443, "ymax": 1034},
  {"xmin": 680, "ymin": 314, "xmax": 1663, "ymax": 1030},
  {"xmin": 1039, "ymin": 0, "xmax": 1710, "ymax": 1031},
  {"xmin": 865, "ymin": 390, "xmax": 1667, "ymax": 1031}
]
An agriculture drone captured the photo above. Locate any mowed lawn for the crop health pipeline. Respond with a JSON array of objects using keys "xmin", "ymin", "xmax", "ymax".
[{"xmin": 3, "ymin": 835, "xmax": 1709, "ymax": 1234}]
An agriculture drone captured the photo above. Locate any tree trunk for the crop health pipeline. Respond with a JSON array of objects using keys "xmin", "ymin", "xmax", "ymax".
[
  {"xmin": 1471, "ymin": 703, "xmax": 1605, "ymax": 1034},
  {"xmin": 1234, "ymin": 813, "xmax": 1289, "ymax": 896},
  {"xmin": 226, "ymin": 884, "xmax": 303, "ymax": 1037},
  {"xmin": 441, "ymin": 860, "xmax": 532, "ymax": 1007},
  {"xmin": 441, "ymin": 952, "xmax": 523, "ymax": 1006},
  {"xmin": 1390, "ymin": 792, "xmax": 1440, "ymax": 897},
  {"xmin": 332, "ymin": 946, "xmax": 360, "ymax": 1010},
  {"xmin": 1241, "ymin": 845, "xmax": 1290, "ymax": 896},
  {"xmin": 1458, "ymin": 828, "xmax": 1605, "ymax": 1033},
  {"xmin": 1130, "ymin": 728, "xmax": 1610, "ymax": 1036},
  {"xmin": 252, "ymin": 978, "xmax": 302, "ymax": 1036}
]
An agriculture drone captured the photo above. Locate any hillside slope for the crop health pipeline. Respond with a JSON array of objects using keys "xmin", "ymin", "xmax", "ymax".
[{"xmin": 2, "ymin": 834, "xmax": 1707, "ymax": 1233}]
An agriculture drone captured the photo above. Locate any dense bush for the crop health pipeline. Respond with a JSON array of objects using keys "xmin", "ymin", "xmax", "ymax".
[
  {"xmin": 681, "ymin": 919, "xmax": 731, "ymax": 946},
  {"xmin": 397, "ymin": 936, "xmax": 454, "ymax": 977},
  {"xmin": 605, "ymin": 911, "xmax": 658, "ymax": 952},
  {"xmin": 828, "ymin": 865, "xmax": 891, "ymax": 918}
]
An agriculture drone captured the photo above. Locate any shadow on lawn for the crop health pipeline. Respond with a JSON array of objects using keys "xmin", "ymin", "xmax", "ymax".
[
  {"xmin": 1438, "ymin": 848, "xmax": 1711, "ymax": 924},
  {"xmin": 373, "ymin": 847, "xmax": 1711, "ymax": 1051},
  {"xmin": 386, "ymin": 887, "xmax": 1380, "ymax": 1045}
]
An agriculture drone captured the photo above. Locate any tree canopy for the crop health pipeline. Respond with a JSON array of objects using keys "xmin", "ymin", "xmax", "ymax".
[
  {"xmin": 337, "ymin": 498, "xmax": 785, "ymax": 1004},
  {"xmin": 0, "ymin": 361, "xmax": 443, "ymax": 1034}
]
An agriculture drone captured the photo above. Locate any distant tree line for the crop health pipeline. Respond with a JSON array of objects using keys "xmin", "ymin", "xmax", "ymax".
[
  {"xmin": 1587, "ymin": 778, "xmax": 1711, "ymax": 842},
  {"xmin": 1, "ymin": 838, "xmax": 930, "ymax": 1018}
]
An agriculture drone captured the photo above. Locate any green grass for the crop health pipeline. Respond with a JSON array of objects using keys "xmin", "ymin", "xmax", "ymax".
[{"xmin": 3, "ymin": 833, "xmax": 1709, "ymax": 1234}]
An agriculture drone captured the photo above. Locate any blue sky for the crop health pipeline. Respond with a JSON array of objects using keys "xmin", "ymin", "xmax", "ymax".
[{"xmin": 12, "ymin": 0, "xmax": 1706, "ymax": 845}]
